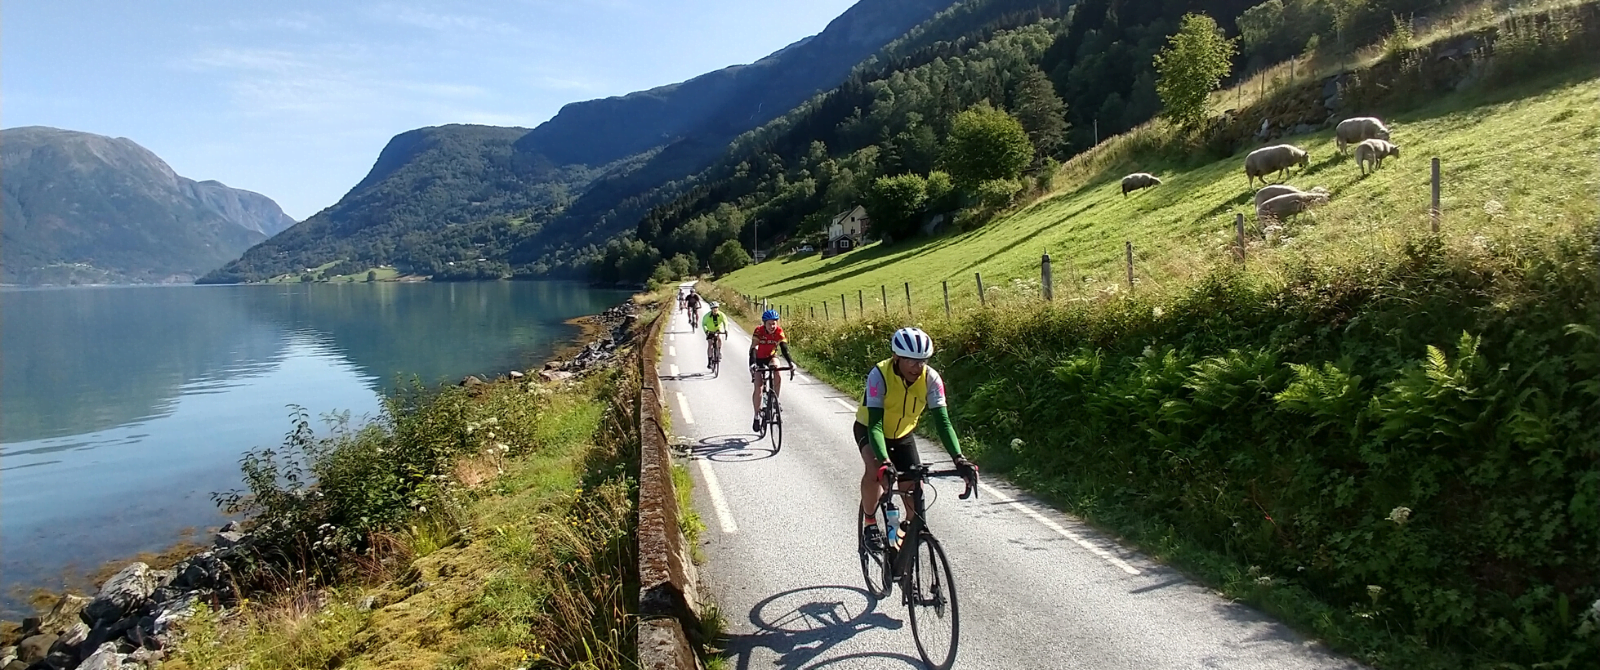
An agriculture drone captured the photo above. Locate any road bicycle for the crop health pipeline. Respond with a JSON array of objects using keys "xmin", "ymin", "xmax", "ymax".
[
  {"xmin": 688, "ymin": 306, "xmax": 700, "ymax": 330},
  {"xmin": 858, "ymin": 462, "xmax": 978, "ymax": 670},
  {"xmin": 752, "ymin": 364, "xmax": 792, "ymax": 452},
  {"xmin": 707, "ymin": 331, "xmax": 726, "ymax": 377}
]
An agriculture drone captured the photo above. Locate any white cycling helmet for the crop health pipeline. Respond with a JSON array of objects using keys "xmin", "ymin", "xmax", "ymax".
[{"xmin": 890, "ymin": 327, "xmax": 934, "ymax": 359}]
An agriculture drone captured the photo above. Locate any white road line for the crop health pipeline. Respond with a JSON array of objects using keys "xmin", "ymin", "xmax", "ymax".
[
  {"xmin": 669, "ymin": 345, "xmax": 676, "ymax": 357},
  {"xmin": 675, "ymin": 392, "xmax": 695, "ymax": 425},
  {"xmin": 669, "ymin": 333, "xmax": 676, "ymax": 342},
  {"xmin": 980, "ymin": 482, "xmax": 1141, "ymax": 575},
  {"xmin": 669, "ymin": 364, "xmax": 679, "ymax": 378},
  {"xmin": 832, "ymin": 397, "xmax": 856, "ymax": 411},
  {"xmin": 697, "ymin": 459, "xmax": 739, "ymax": 533}
]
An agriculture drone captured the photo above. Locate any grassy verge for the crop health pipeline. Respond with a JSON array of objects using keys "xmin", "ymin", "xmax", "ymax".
[{"xmin": 159, "ymin": 326, "xmax": 652, "ymax": 669}]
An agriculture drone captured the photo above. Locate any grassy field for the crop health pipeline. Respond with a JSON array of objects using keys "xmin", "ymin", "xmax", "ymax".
[{"xmin": 723, "ymin": 66, "xmax": 1600, "ymax": 316}]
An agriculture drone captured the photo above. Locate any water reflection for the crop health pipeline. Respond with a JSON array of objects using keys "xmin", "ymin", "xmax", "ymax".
[{"xmin": 0, "ymin": 281, "xmax": 629, "ymax": 617}]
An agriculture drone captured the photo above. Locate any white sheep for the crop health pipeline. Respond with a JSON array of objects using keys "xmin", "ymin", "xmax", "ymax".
[
  {"xmin": 1335, "ymin": 117, "xmax": 1391, "ymax": 155},
  {"xmin": 1244, "ymin": 144, "xmax": 1311, "ymax": 187},
  {"xmin": 1258, "ymin": 191, "xmax": 1330, "ymax": 222},
  {"xmin": 1121, "ymin": 172, "xmax": 1162, "ymax": 196},
  {"xmin": 1354, "ymin": 139, "xmax": 1400, "ymax": 175},
  {"xmin": 1252, "ymin": 184, "xmax": 1330, "ymax": 209}
]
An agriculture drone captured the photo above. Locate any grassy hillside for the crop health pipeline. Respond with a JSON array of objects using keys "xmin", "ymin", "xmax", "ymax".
[{"xmin": 722, "ymin": 66, "xmax": 1599, "ymax": 313}]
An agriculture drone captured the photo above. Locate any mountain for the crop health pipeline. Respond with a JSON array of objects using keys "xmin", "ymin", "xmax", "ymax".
[
  {"xmin": 202, "ymin": 0, "xmax": 960, "ymax": 283},
  {"xmin": 1, "ymin": 126, "xmax": 297, "ymax": 285}
]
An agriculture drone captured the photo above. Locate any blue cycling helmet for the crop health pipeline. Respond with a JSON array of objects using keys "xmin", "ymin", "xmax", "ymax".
[{"xmin": 762, "ymin": 309, "xmax": 780, "ymax": 321}]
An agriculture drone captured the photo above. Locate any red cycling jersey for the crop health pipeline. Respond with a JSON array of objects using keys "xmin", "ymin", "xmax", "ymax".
[{"xmin": 752, "ymin": 324, "xmax": 786, "ymax": 359}]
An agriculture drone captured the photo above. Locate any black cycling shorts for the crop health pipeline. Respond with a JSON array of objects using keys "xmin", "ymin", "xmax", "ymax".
[
  {"xmin": 705, "ymin": 330, "xmax": 723, "ymax": 341},
  {"xmin": 854, "ymin": 421, "xmax": 921, "ymax": 471}
]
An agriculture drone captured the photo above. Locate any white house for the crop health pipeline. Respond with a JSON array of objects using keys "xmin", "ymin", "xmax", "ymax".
[{"xmin": 825, "ymin": 205, "xmax": 870, "ymax": 257}]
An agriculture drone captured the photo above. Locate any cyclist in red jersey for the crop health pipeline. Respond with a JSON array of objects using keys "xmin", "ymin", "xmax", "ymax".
[{"xmin": 748, "ymin": 308, "xmax": 794, "ymax": 432}]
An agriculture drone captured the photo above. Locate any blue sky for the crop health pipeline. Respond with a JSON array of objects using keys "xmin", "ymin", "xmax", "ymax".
[{"xmin": 3, "ymin": 1, "xmax": 861, "ymax": 219}]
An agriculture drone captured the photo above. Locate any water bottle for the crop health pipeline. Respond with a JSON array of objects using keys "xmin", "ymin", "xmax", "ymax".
[{"xmin": 884, "ymin": 504, "xmax": 901, "ymax": 549}]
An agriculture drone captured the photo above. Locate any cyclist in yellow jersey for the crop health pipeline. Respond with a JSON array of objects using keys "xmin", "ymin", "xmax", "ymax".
[
  {"xmin": 855, "ymin": 327, "xmax": 975, "ymax": 549},
  {"xmin": 701, "ymin": 303, "xmax": 727, "ymax": 369}
]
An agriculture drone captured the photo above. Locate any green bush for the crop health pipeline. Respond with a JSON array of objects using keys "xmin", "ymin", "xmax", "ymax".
[{"xmin": 779, "ymin": 228, "xmax": 1600, "ymax": 669}]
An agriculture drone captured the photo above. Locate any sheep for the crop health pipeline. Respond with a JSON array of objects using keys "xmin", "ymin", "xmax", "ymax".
[
  {"xmin": 1354, "ymin": 139, "xmax": 1400, "ymax": 175},
  {"xmin": 1244, "ymin": 144, "xmax": 1311, "ymax": 187},
  {"xmin": 1253, "ymin": 184, "xmax": 1328, "ymax": 209},
  {"xmin": 1121, "ymin": 172, "xmax": 1163, "ymax": 196},
  {"xmin": 1257, "ymin": 191, "xmax": 1330, "ymax": 223},
  {"xmin": 1335, "ymin": 117, "xmax": 1391, "ymax": 155}
]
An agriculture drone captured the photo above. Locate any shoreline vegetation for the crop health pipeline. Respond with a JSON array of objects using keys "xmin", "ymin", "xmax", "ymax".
[{"xmin": 1, "ymin": 298, "xmax": 658, "ymax": 670}]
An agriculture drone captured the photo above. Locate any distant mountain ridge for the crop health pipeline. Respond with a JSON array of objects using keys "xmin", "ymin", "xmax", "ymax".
[
  {"xmin": 1, "ymin": 126, "xmax": 296, "ymax": 285},
  {"xmin": 204, "ymin": 0, "xmax": 959, "ymax": 283}
]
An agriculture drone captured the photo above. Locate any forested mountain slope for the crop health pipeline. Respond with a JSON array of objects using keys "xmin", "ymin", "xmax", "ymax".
[{"xmin": 201, "ymin": 0, "xmax": 958, "ymax": 283}]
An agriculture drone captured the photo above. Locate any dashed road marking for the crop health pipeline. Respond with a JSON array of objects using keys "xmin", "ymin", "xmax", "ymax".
[
  {"xmin": 669, "ymin": 345, "xmax": 676, "ymax": 357},
  {"xmin": 832, "ymin": 398, "xmax": 856, "ymax": 412},
  {"xmin": 698, "ymin": 459, "xmax": 738, "ymax": 533},
  {"xmin": 980, "ymin": 482, "xmax": 1141, "ymax": 575},
  {"xmin": 669, "ymin": 364, "xmax": 679, "ymax": 378},
  {"xmin": 675, "ymin": 392, "xmax": 695, "ymax": 425}
]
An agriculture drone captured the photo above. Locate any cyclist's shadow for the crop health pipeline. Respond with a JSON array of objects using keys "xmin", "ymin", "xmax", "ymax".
[
  {"xmin": 721, "ymin": 585, "xmax": 921, "ymax": 670},
  {"xmin": 693, "ymin": 435, "xmax": 776, "ymax": 462}
]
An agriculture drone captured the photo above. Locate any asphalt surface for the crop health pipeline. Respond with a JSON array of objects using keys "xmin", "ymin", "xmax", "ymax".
[{"xmin": 662, "ymin": 288, "xmax": 1364, "ymax": 670}]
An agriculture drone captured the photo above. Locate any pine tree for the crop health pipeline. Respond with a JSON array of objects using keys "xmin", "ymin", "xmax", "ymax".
[{"xmin": 1010, "ymin": 67, "xmax": 1069, "ymax": 161}]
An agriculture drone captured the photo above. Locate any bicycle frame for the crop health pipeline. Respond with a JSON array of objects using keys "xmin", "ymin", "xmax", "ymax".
[{"xmin": 876, "ymin": 465, "xmax": 976, "ymax": 581}]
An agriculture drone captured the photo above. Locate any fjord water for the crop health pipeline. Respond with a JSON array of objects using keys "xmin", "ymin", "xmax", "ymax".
[{"xmin": 0, "ymin": 282, "xmax": 629, "ymax": 616}]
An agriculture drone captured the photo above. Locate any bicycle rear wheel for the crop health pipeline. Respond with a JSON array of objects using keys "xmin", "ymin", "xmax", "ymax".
[
  {"xmin": 858, "ymin": 508, "xmax": 892, "ymax": 599},
  {"xmin": 908, "ymin": 532, "xmax": 960, "ymax": 670}
]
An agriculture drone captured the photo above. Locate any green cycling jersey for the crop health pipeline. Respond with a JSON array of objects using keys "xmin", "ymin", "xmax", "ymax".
[{"xmin": 701, "ymin": 312, "xmax": 727, "ymax": 333}]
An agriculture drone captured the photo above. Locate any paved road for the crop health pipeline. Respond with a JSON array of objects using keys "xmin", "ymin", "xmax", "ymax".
[{"xmin": 661, "ymin": 289, "xmax": 1363, "ymax": 669}]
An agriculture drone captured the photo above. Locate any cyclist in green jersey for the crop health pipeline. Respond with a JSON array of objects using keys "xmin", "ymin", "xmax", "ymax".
[
  {"xmin": 855, "ymin": 327, "xmax": 975, "ymax": 549},
  {"xmin": 701, "ymin": 303, "xmax": 728, "ymax": 369}
]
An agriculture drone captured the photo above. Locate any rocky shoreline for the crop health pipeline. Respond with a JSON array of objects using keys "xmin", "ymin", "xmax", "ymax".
[{"xmin": 0, "ymin": 299, "xmax": 644, "ymax": 670}]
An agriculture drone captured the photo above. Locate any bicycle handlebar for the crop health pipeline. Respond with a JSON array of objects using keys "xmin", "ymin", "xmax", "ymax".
[{"xmin": 878, "ymin": 463, "xmax": 979, "ymax": 501}]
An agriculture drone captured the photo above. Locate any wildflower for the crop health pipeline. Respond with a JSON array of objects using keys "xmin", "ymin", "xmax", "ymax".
[
  {"xmin": 1010, "ymin": 438, "xmax": 1025, "ymax": 450},
  {"xmin": 1483, "ymin": 200, "xmax": 1504, "ymax": 217},
  {"xmin": 1152, "ymin": 306, "xmax": 1164, "ymax": 318},
  {"xmin": 1367, "ymin": 585, "xmax": 1385, "ymax": 600},
  {"xmin": 1255, "ymin": 575, "xmax": 1273, "ymax": 586},
  {"xmin": 1387, "ymin": 506, "xmax": 1412, "ymax": 525},
  {"xmin": 1142, "ymin": 345, "xmax": 1156, "ymax": 358}
]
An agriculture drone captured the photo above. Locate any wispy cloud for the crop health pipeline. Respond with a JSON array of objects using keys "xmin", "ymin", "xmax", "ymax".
[{"xmin": 375, "ymin": 4, "xmax": 521, "ymax": 35}]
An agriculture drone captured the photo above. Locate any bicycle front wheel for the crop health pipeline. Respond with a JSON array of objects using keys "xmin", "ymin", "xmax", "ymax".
[
  {"xmin": 769, "ymin": 397, "xmax": 783, "ymax": 453},
  {"xmin": 858, "ymin": 508, "xmax": 892, "ymax": 599},
  {"xmin": 908, "ymin": 532, "xmax": 960, "ymax": 670}
]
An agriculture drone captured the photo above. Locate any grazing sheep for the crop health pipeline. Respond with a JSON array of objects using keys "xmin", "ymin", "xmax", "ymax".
[
  {"xmin": 1121, "ymin": 172, "xmax": 1163, "ymax": 196},
  {"xmin": 1253, "ymin": 184, "xmax": 1328, "ymax": 209},
  {"xmin": 1244, "ymin": 144, "xmax": 1311, "ymax": 187},
  {"xmin": 1354, "ymin": 139, "xmax": 1400, "ymax": 175},
  {"xmin": 1258, "ymin": 191, "xmax": 1330, "ymax": 222},
  {"xmin": 1335, "ymin": 117, "xmax": 1391, "ymax": 155}
]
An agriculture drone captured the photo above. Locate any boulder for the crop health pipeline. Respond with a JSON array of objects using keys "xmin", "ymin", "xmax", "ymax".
[
  {"xmin": 459, "ymin": 375, "xmax": 486, "ymax": 387},
  {"xmin": 0, "ymin": 647, "xmax": 14, "ymax": 667},
  {"xmin": 172, "ymin": 552, "xmax": 227, "ymax": 591},
  {"xmin": 2, "ymin": 661, "xmax": 22, "ymax": 670},
  {"xmin": 77, "ymin": 642, "xmax": 123, "ymax": 670},
  {"xmin": 15, "ymin": 635, "xmax": 53, "ymax": 665},
  {"xmin": 213, "ymin": 531, "xmax": 247, "ymax": 549},
  {"xmin": 84, "ymin": 564, "xmax": 157, "ymax": 624},
  {"xmin": 41, "ymin": 595, "xmax": 89, "ymax": 635},
  {"xmin": 47, "ymin": 622, "xmax": 88, "ymax": 658},
  {"xmin": 508, "ymin": 370, "xmax": 525, "ymax": 380},
  {"xmin": 150, "ymin": 592, "xmax": 205, "ymax": 637}
]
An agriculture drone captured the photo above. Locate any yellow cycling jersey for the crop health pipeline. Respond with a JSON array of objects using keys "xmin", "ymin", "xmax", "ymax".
[{"xmin": 855, "ymin": 358, "xmax": 947, "ymax": 439}]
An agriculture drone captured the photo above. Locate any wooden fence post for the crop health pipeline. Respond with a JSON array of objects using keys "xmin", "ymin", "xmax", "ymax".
[
  {"xmin": 841, "ymin": 293, "xmax": 848, "ymax": 320},
  {"xmin": 858, "ymin": 290, "xmax": 864, "ymax": 316},
  {"xmin": 1041, "ymin": 252, "xmax": 1054, "ymax": 301},
  {"xmin": 881, "ymin": 285, "xmax": 888, "ymax": 314},
  {"xmin": 976, "ymin": 272, "xmax": 986, "ymax": 307},
  {"xmin": 942, "ymin": 280, "xmax": 951, "ymax": 317},
  {"xmin": 1125, "ymin": 241, "xmax": 1135, "ymax": 289},
  {"xmin": 810, "ymin": 306, "xmax": 814, "ymax": 319},
  {"xmin": 1431, "ymin": 157, "xmax": 1441, "ymax": 233},
  {"xmin": 1235, "ymin": 213, "xmax": 1246, "ymax": 261},
  {"xmin": 905, "ymin": 282, "xmax": 913, "ymax": 316},
  {"xmin": 825, "ymin": 302, "xmax": 830, "ymax": 321}
]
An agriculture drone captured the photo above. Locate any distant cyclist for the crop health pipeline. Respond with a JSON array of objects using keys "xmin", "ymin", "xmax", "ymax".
[
  {"xmin": 677, "ymin": 288, "xmax": 688, "ymax": 312},
  {"xmin": 748, "ymin": 308, "xmax": 794, "ymax": 432},
  {"xmin": 855, "ymin": 327, "xmax": 974, "ymax": 549},
  {"xmin": 702, "ymin": 302, "xmax": 727, "ymax": 369},
  {"xmin": 685, "ymin": 291, "xmax": 702, "ymax": 326}
]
